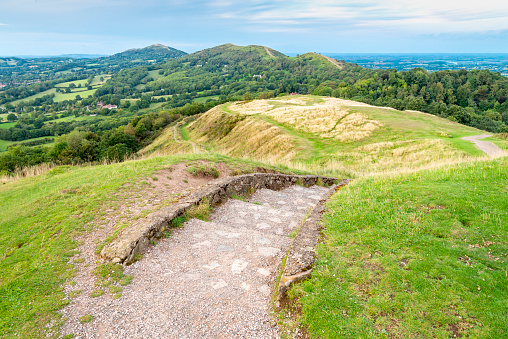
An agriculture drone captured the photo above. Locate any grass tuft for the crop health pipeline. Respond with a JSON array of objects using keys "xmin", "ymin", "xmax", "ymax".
[
  {"xmin": 78, "ymin": 315, "xmax": 93, "ymax": 324},
  {"xmin": 183, "ymin": 199, "xmax": 212, "ymax": 221},
  {"xmin": 90, "ymin": 290, "xmax": 104, "ymax": 298},
  {"xmin": 186, "ymin": 163, "xmax": 220, "ymax": 178}
]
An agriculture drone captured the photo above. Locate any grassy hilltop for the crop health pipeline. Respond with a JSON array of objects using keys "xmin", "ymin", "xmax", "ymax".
[
  {"xmin": 145, "ymin": 95, "xmax": 488, "ymax": 176},
  {"xmin": 1, "ymin": 95, "xmax": 507, "ymax": 338}
]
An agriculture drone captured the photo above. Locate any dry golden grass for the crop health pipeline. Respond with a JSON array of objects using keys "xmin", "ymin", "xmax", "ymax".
[
  {"xmin": 132, "ymin": 96, "xmax": 497, "ymax": 179},
  {"xmin": 266, "ymin": 105, "xmax": 349, "ymax": 133},
  {"xmin": 188, "ymin": 107, "xmax": 298, "ymax": 162},
  {"xmin": 229, "ymin": 100, "xmax": 274, "ymax": 115},
  {"xmin": 0, "ymin": 162, "xmax": 59, "ymax": 183},
  {"xmin": 262, "ymin": 100, "xmax": 383, "ymax": 142}
]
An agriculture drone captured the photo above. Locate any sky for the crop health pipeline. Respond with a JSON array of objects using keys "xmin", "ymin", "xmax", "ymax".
[{"xmin": 1, "ymin": 0, "xmax": 508, "ymax": 56}]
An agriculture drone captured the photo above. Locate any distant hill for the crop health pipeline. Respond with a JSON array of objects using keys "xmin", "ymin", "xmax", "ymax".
[
  {"xmin": 99, "ymin": 44, "xmax": 187, "ymax": 65},
  {"xmin": 191, "ymin": 43, "xmax": 287, "ymax": 59},
  {"xmin": 12, "ymin": 54, "xmax": 107, "ymax": 59},
  {"xmin": 0, "ymin": 44, "xmax": 187, "ymax": 91},
  {"xmin": 97, "ymin": 43, "xmax": 350, "ymax": 107}
]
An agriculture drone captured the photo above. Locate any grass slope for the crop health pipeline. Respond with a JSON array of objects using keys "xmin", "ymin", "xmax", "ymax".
[
  {"xmin": 290, "ymin": 157, "xmax": 508, "ymax": 338},
  {"xmin": 0, "ymin": 153, "xmax": 304, "ymax": 338},
  {"xmin": 147, "ymin": 95, "xmax": 495, "ymax": 176}
]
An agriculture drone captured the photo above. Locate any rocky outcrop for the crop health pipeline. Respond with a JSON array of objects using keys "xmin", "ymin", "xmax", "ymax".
[{"xmin": 100, "ymin": 173, "xmax": 339, "ymax": 264}]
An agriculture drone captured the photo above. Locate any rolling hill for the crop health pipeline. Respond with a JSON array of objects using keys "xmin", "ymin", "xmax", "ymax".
[
  {"xmin": 143, "ymin": 95, "xmax": 488, "ymax": 176},
  {"xmin": 97, "ymin": 43, "xmax": 187, "ymax": 65}
]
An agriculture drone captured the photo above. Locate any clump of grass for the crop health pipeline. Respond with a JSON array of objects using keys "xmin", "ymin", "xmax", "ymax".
[
  {"xmin": 231, "ymin": 194, "xmax": 247, "ymax": 202},
  {"xmin": 131, "ymin": 253, "xmax": 143, "ymax": 263},
  {"xmin": 119, "ymin": 276, "xmax": 133, "ymax": 286},
  {"xmin": 171, "ymin": 215, "xmax": 186, "ymax": 228},
  {"xmin": 295, "ymin": 178, "xmax": 305, "ymax": 187},
  {"xmin": 186, "ymin": 164, "xmax": 220, "ymax": 178},
  {"xmin": 68, "ymin": 290, "xmax": 82, "ymax": 298},
  {"xmin": 112, "ymin": 293, "xmax": 122, "ymax": 300},
  {"xmin": 100, "ymin": 280, "xmax": 111, "ymax": 287},
  {"xmin": 93, "ymin": 263, "xmax": 132, "ymax": 286},
  {"xmin": 73, "ymin": 258, "xmax": 85, "ymax": 264},
  {"xmin": 183, "ymin": 199, "xmax": 211, "ymax": 221},
  {"xmin": 109, "ymin": 286, "xmax": 123, "ymax": 294},
  {"xmin": 78, "ymin": 315, "xmax": 93, "ymax": 324},
  {"xmin": 168, "ymin": 198, "xmax": 212, "ymax": 231},
  {"xmin": 90, "ymin": 290, "xmax": 104, "ymax": 298}
]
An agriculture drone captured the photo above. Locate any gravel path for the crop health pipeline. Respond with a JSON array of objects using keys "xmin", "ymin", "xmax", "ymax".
[
  {"xmin": 461, "ymin": 134, "xmax": 507, "ymax": 157},
  {"xmin": 60, "ymin": 185, "xmax": 329, "ymax": 338}
]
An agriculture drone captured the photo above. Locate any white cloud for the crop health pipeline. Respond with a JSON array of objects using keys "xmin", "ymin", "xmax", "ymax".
[{"xmin": 213, "ymin": 0, "xmax": 508, "ymax": 34}]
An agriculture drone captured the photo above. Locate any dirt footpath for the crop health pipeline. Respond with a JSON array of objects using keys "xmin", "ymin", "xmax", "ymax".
[{"xmin": 461, "ymin": 134, "xmax": 507, "ymax": 157}]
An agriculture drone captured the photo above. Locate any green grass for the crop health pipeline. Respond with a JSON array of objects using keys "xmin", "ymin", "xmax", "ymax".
[
  {"xmin": 177, "ymin": 96, "xmax": 485, "ymax": 176},
  {"xmin": 0, "ymin": 136, "xmax": 56, "ymax": 152},
  {"xmin": 154, "ymin": 70, "xmax": 187, "ymax": 83},
  {"xmin": 10, "ymin": 88, "xmax": 98, "ymax": 106},
  {"xmin": 0, "ymin": 122, "xmax": 16, "ymax": 129},
  {"xmin": 54, "ymin": 79, "xmax": 89, "ymax": 88},
  {"xmin": 0, "ymin": 139, "xmax": 11, "ymax": 152},
  {"xmin": 290, "ymin": 157, "xmax": 508, "ymax": 338},
  {"xmin": 239, "ymin": 96, "xmax": 484, "ymax": 174},
  {"xmin": 193, "ymin": 95, "xmax": 219, "ymax": 103},
  {"xmin": 9, "ymin": 76, "xmax": 110, "ymax": 106},
  {"xmin": 0, "ymin": 153, "xmax": 306, "ymax": 338},
  {"xmin": 89, "ymin": 75, "xmax": 111, "ymax": 86},
  {"xmin": 146, "ymin": 70, "xmax": 165, "ymax": 81}
]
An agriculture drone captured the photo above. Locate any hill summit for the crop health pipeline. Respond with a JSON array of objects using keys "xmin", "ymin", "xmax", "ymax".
[{"xmin": 102, "ymin": 44, "xmax": 187, "ymax": 63}]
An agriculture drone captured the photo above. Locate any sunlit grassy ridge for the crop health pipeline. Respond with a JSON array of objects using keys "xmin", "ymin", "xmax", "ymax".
[
  {"xmin": 145, "ymin": 95, "xmax": 494, "ymax": 176},
  {"xmin": 290, "ymin": 157, "xmax": 508, "ymax": 338}
]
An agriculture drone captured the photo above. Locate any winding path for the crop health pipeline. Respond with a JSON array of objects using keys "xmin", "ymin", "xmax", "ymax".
[
  {"xmin": 461, "ymin": 134, "xmax": 507, "ymax": 157},
  {"xmin": 60, "ymin": 184, "xmax": 332, "ymax": 338}
]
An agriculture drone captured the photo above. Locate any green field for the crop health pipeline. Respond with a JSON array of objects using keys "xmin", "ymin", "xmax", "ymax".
[
  {"xmin": 10, "ymin": 88, "xmax": 98, "ymax": 106},
  {"xmin": 0, "ymin": 122, "xmax": 16, "ymax": 129},
  {"xmin": 0, "ymin": 136, "xmax": 55, "ymax": 152},
  {"xmin": 9, "ymin": 76, "xmax": 110, "ymax": 106},
  {"xmin": 193, "ymin": 95, "xmax": 219, "ymax": 103},
  {"xmin": 54, "ymin": 79, "xmax": 89, "ymax": 88},
  {"xmin": 289, "ymin": 157, "xmax": 508, "ymax": 338},
  {"xmin": 146, "ymin": 70, "xmax": 165, "ymax": 81},
  {"xmin": 0, "ymin": 139, "xmax": 11, "ymax": 151}
]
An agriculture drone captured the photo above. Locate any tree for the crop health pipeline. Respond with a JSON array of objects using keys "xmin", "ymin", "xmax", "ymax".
[
  {"xmin": 33, "ymin": 117, "xmax": 45, "ymax": 129},
  {"xmin": 7, "ymin": 113, "xmax": 17, "ymax": 122},
  {"xmin": 242, "ymin": 92, "xmax": 253, "ymax": 101}
]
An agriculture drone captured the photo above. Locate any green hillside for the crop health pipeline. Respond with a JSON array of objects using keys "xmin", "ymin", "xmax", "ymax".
[
  {"xmin": 145, "ymin": 95, "xmax": 493, "ymax": 176},
  {"xmin": 289, "ymin": 156, "xmax": 508, "ymax": 338},
  {"xmin": 100, "ymin": 44, "xmax": 187, "ymax": 65}
]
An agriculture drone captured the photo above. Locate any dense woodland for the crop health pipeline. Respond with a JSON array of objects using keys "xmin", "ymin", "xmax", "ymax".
[{"xmin": 1, "ymin": 43, "xmax": 508, "ymax": 173}]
